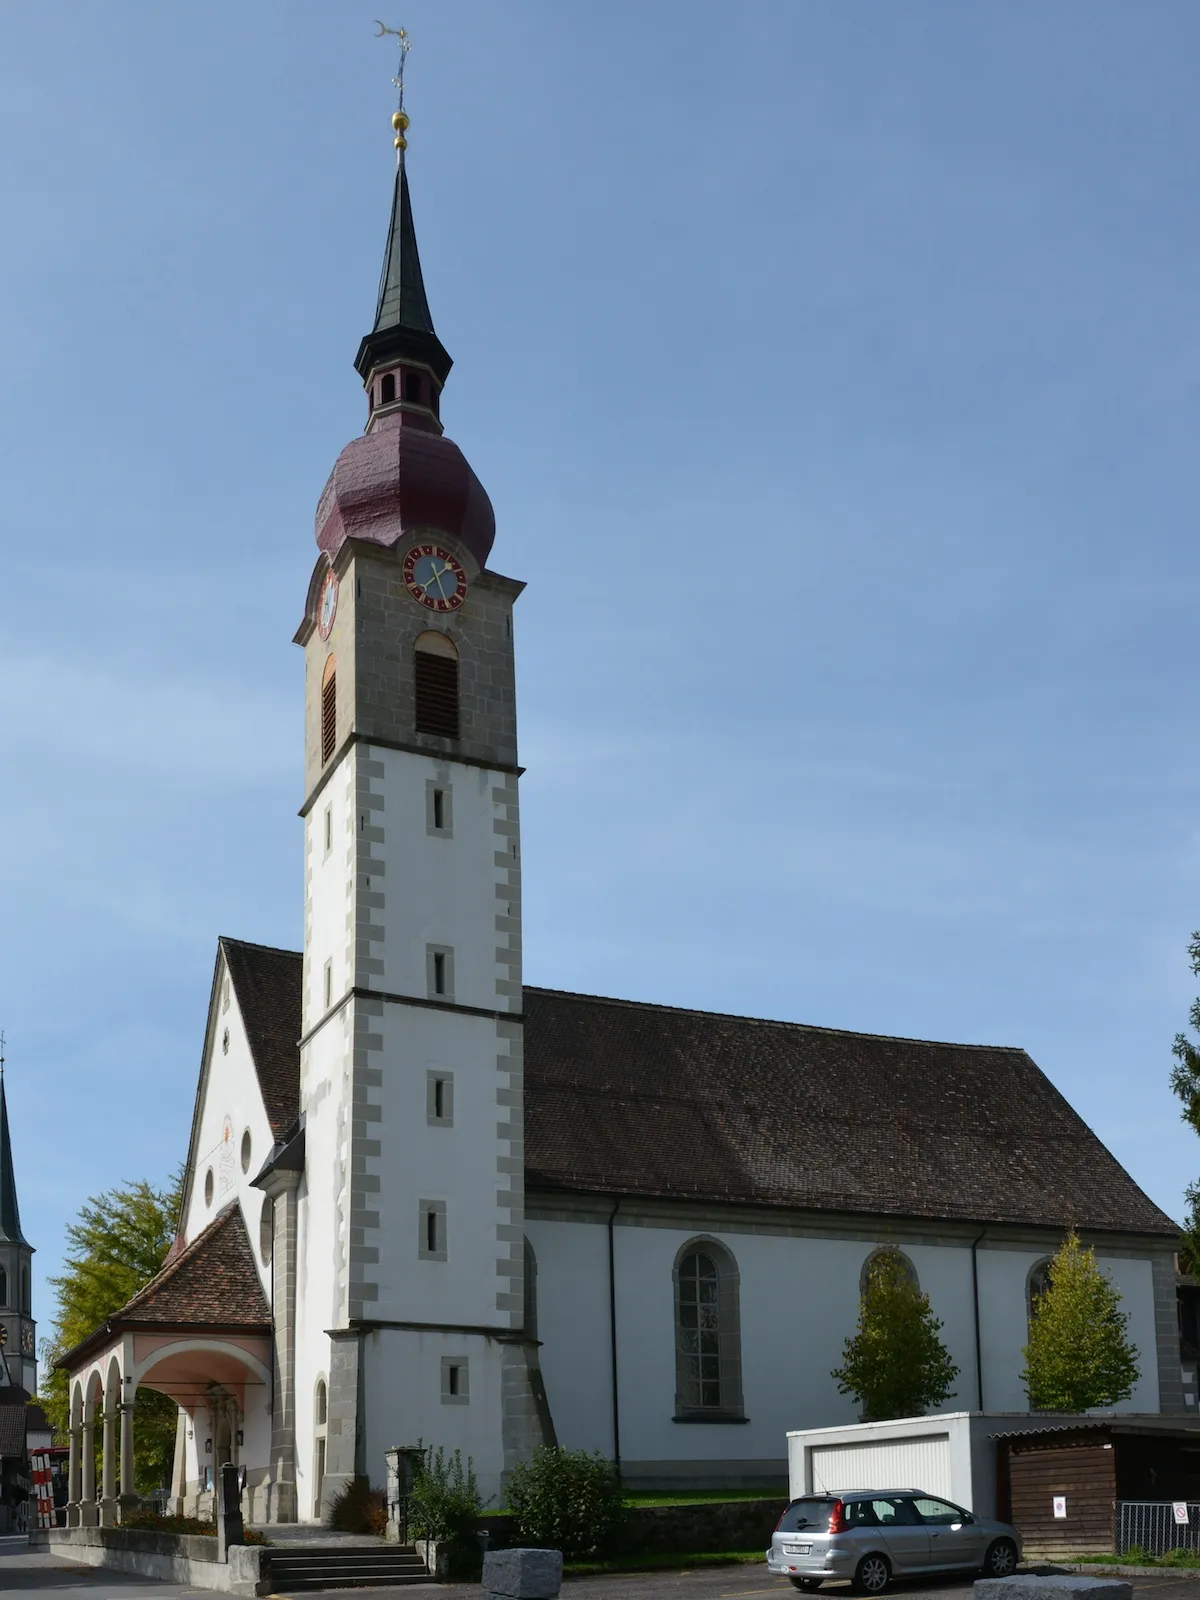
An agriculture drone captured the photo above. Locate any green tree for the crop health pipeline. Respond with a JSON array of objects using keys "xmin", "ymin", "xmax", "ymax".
[
  {"xmin": 1022, "ymin": 1230, "xmax": 1139, "ymax": 1411},
  {"xmin": 831, "ymin": 1248, "xmax": 959, "ymax": 1421},
  {"xmin": 40, "ymin": 1173, "xmax": 182, "ymax": 1494},
  {"xmin": 1170, "ymin": 931, "xmax": 1200, "ymax": 1271}
]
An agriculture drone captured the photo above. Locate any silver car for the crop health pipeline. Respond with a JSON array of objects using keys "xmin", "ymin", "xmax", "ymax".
[{"xmin": 766, "ymin": 1489, "xmax": 1021, "ymax": 1594}]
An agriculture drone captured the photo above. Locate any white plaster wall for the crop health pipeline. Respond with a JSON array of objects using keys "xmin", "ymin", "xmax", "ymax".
[
  {"xmin": 359, "ymin": 1329, "xmax": 508, "ymax": 1506},
  {"xmin": 304, "ymin": 757, "xmax": 354, "ymax": 1032},
  {"xmin": 977, "ymin": 1248, "xmax": 1159, "ymax": 1413},
  {"xmin": 529, "ymin": 1220, "xmax": 1168, "ymax": 1469},
  {"xmin": 526, "ymin": 1221, "xmax": 613, "ymax": 1455},
  {"xmin": 372, "ymin": 749, "xmax": 512, "ymax": 1010},
  {"xmin": 370, "ymin": 1005, "xmax": 507, "ymax": 1328},
  {"xmin": 294, "ymin": 1003, "xmax": 353, "ymax": 1514},
  {"xmin": 181, "ymin": 962, "xmax": 273, "ymax": 1299}
]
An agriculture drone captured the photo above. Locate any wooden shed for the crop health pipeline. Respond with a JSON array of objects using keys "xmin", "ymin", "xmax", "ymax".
[{"xmin": 998, "ymin": 1422, "xmax": 1200, "ymax": 1557}]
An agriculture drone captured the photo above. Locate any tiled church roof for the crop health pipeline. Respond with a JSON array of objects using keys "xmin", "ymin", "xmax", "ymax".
[
  {"xmin": 521, "ymin": 988, "xmax": 1177, "ymax": 1236},
  {"xmin": 57, "ymin": 1205, "xmax": 271, "ymax": 1369},
  {"xmin": 221, "ymin": 938, "xmax": 304, "ymax": 1140},
  {"xmin": 219, "ymin": 944, "xmax": 1175, "ymax": 1237}
]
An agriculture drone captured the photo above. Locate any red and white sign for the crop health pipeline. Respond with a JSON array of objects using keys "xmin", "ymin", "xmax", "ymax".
[
  {"xmin": 1052, "ymin": 1496, "xmax": 1067, "ymax": 1519},
  {"xmin": 30, "ymin": 1449, "xmax": 55, "ymax": 1529},
  {"xmin": 1174, "ymin": 1502, "xmax": 1190, "ymax": 1525}
]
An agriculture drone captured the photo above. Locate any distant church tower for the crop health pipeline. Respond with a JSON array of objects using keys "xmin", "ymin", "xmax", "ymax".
[
  {"xmin": 0, "ymin": 1067, "xmax": 36, "ymax": 1395},
  {"xmin": 289, "ymin": 58, "xmax": 543, "ymax": 1513}
]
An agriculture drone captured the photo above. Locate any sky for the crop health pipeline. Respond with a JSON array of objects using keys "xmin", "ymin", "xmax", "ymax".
[{"xmin": 3, "ymin": 1, "xmax": 1200, "ymax": 1349}]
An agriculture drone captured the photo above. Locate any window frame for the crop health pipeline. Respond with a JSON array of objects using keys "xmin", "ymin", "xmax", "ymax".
[{"xmin": 672, "ymin": 1236, "xmax": 745, "ymax": 1423}]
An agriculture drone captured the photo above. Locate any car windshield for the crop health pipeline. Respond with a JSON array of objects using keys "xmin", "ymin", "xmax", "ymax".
[{"xmin": 778, "ymin": 1499, "xmax": 839, "ymax": 1533}]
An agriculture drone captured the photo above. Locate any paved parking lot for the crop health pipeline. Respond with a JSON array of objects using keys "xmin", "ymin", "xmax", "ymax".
[{"xmin": 6, "ymin": 1539, "xmax": 1200, "ymax": 1600}]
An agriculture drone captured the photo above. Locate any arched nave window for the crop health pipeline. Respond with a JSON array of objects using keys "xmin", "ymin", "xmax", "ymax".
[
  {"xmin": 1027, "ymin": 1258, "xmax": 1053, "ymax": 1328},
  {"xmin": 673, "ymin": 1238, "xmax": 743, "ymax": 1419},
  {"xmin": 313, "ymin": 1377, "xmax": 328, "ymax": 1519},
  {"xmin": 860, "ymin": 1247, "xmax": 920, "ymax": 1299}
]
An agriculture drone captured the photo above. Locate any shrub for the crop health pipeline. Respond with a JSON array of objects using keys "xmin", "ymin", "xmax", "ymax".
[
  {"xmin": 408, "ymin": 1448, "xmax": 484, "ymax": 1577},
  {"xmin": 327, "ymin": 1475, "xmax": 389, "ymax": 1536},
  {"xmin": 505, "ymin": 1446, "xmax": 626, "ymax": 1561},
  {"xmin": 118, "ymin": 1510, "xmax": 267, "ymax": 1545}
]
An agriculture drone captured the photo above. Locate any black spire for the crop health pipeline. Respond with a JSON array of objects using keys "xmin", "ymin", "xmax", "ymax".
[
  {"xmin": 355, "ymin": 160, "xmax": 453, "ymax": 388},
  {"xmin": 0, "ymin": 1076, "xmax": 26, "ymax": 1247}
]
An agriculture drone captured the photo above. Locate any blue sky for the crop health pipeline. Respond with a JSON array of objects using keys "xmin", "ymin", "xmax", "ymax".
[{"xmin": 3, "ymin": 1, "xmax": 1200, "ymax": 1338}]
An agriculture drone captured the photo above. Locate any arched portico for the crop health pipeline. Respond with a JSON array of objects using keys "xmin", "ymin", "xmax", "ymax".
[{"xmin": 56, "ymin": 1204, "xmax": 274, "ymax": 1526}]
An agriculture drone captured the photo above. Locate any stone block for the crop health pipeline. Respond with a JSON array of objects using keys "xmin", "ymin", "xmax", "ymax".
[
  {"xmin": 975, "ymin": 1580, "xmax": 1132, "ymax": 1600},
  {"xmin": 483, "ymin": 1546, "xmax": 563, "ymax": 1599}
]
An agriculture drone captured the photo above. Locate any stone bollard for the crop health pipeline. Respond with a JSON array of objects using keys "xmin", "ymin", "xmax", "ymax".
[
  {"xmin": 976, "ymin": 1579, "xmax": 1133, "ymax": 1600},
  {"xmin": 483, "ymin": 1547, "xmax": 564, "ymax": 1600}
]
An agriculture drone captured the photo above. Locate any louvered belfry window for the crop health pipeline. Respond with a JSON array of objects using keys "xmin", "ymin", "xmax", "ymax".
[
  {"xmin": 414, "ymin": 632, "xmax": 460, "ymax": 739},
  {"xmin": 321, "ymin": 657, "xmax": 337, "ymax": 764}
]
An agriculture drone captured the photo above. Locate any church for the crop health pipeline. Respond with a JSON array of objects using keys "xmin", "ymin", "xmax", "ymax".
[{"xmin": 58, "ymin": 84, "xmax": 1183, "ymax": 1529}]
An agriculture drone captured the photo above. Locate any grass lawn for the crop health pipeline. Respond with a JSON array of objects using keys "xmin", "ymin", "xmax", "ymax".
[
  {"xmin": 565, "ymin": 1551, "xmax": 766, "ymax": 1577},
  {"xmin": 624, "ymin": 1489, "xmax": 786, "ymax": 1507},
  {"xmin": 1072, "ymin": 1549, "xmax": 1200, "ymax": 1569}
]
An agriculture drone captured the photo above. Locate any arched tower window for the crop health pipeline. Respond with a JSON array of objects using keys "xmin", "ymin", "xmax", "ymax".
[
  {"xmin": 321, "ymin": 655, "xmax": 337, "ymax": 764},
  {"xmin": 380, "ymin": 372, "xmax": 396, "ymax": 405},
  {"xmin": 414, "ymin": 632, "xmax": 459, "ymax": 739},
  {"xmin": 860, "ymin": 1247, "xmax": 920, "ymax": 1299},
  {"xmin": 405, "ymin": 372, "xmax": 423, "ymax": 403},
  {"xmin": 0, "ymin": 1265, "xmax": 7, "ymax": 1307},
  {"xmin": 1027, "ymin": 1258, "xmax": 1053, "ymax": 1328},
  {"xmin": 673, "ymin": 1238, "xmax": 743, "ymax": 1419},
  {"xmin": 20, "ymin": 1266, "xmax": 28, "ymax": 1313}
]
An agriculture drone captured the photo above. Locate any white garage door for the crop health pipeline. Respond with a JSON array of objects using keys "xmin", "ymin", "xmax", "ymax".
[{"xmin": 810, "ymin": 1433, "xmax": 951, "ymax": 1500}]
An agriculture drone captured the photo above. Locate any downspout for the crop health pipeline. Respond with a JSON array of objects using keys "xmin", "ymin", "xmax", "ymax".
[
  {"xmin": 607, "ymin": 1198, "xmax": 622, "ymax": 1476},
  {"xmin": 971, "ymin": 1227, "xmax": 987, "ymax": 1411}
]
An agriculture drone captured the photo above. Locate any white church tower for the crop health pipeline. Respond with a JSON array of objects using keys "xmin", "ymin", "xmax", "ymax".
[{"xmin": 288, "ymin": 69, "xmax": 544, "ymax": 1516}]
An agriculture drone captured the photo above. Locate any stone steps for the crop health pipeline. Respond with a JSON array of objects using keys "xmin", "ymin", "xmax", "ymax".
[{"xmin": 260, "ymin": 1544, "xmax": 431, "ymax": 1590}]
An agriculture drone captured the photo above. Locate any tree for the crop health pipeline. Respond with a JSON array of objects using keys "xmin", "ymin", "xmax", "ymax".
[
  {"xmin": 831, "ymin": 1248, "xmax": 959, "ymax": 1421},
  {"xmin": 39, "ymin": 1173, "xmax": 183, "ymax": 1494},
  {"xmin": 1170, "ymin": 931, "xmax": 1200, "ymax": 1271},
  {"xmin": 1022, "ymin": 1230, "xmax": 1139, "ymax": 1411}
]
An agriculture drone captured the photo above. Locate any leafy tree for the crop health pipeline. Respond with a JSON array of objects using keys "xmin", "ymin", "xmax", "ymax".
[
  {"xmin": 832, "ymin": 1247, "xmax": 959, "ymax": 1421},
  {"xmin": 1022, "ymin": 1230, "xmax": 1139, "ymax": 1411},
  {"xmin": 40, "ymin": 1173, "xmax": 182, "ymax": 1494},
  {"xmin": 1170, "ymin": 931, "xmax": 1200, "ymax": 1271}
]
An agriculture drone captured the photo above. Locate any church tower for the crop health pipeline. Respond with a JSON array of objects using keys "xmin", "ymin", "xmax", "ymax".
[
  {"xmin": 0, "ymin": 1070, "xmax": 36, "ymax": 1395},
  {"xmin": 290, "ymin": 58, "xmax": 542, "ymax": 1514}
]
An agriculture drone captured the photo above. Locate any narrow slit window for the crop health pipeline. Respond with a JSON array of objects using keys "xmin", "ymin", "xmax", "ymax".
[
  {"xmin": 323, "ymin": 961, "xmax": 332, "ymax": 1010},
  {"xmin": 433, "ymin": 952, "xmax": 446, "ymax": 994},
  {"xmin": 427, "ymin": 1210, "xmax": 437, "ymax": 1252},
  {"xmin": 420, "ymin": 1200, "xmax": 447, "ymax": 1260},
  {"xmin": 414, "ymin": 633, "xmax": 460, "ymax": 739},
  {"xmin": 434, "ymin": 1078, "xmax": 446, "ymax": 1118},
  {"xmin": 321, "ymin": 657, "xmax": 337, "ymax": 764},
  {"xmin": 427, "ymin": 1070, "xmax": 454, "ymax": 1125},
  {"xmin": 323, "ymin": 806, "xmax": 332, "ymax": 856},
  {"xmin": 433, "ymin": 789, "xmax": 445, "ymax": 830}
]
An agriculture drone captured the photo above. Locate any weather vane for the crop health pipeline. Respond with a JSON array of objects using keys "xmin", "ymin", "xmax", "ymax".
[{"xmin": 375, "ymin": 22, "xmax": 412, "ymax": 161}]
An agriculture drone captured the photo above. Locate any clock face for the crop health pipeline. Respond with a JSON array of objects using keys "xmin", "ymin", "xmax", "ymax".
[
  {"xmin": 21, "ymin": 1324, "xmax": 34, "ymax": 1354},
  {"xmin": 317, "ymin": 568, "xmax": 339, "ymax": 640},
  {"xmin": 403, "ymin": 545, "xmax": 468, "ymax": 612}
]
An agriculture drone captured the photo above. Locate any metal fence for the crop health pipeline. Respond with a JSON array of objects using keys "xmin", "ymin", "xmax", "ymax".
[{"xmin": 1118, "ymin": 1501, "xmax": 1200, "ymax": 1557}]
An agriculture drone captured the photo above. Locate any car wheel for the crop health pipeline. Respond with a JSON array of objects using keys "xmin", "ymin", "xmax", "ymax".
[
  {"xmin": 982, "ymin": 1539, "xmax": 1018, "ymax": 1578},
  {"xmin": 789, "ymin": 1581, "xmax": 823, "ymax": 1592},
  {"xmin": 853, "ymin": 1553, "xmax": 891, "ymax": 1595}
]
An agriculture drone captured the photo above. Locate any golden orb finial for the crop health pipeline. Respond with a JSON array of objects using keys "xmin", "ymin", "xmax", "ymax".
[{"xmin": 376, "ymin": 22, "xmax": 412, "ymax": 162}]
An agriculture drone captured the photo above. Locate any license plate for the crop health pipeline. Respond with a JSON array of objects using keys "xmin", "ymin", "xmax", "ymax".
[{"xmin": 784, "ymin": 1544, "xmax": 811, "ymax": 1555}]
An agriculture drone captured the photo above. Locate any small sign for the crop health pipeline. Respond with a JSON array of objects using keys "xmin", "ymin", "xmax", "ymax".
[
  {"xmin": 1175, "ymin": 1503, "xmax": 1191, "ymax": 1525},
  {"xmin": 1053, "ymin": 1496, "xmax": 1067, "ymax": 1519}
]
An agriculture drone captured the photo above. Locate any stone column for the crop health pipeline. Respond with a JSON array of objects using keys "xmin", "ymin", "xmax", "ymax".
[
  {"xmin": 80, "ymin": 1420, "xmax": 97, "ymax": 1527},
  {"xmin": 264, "ymin": 1174, "xmax": 300, "ymax": 1523},
  {"xmin": 67, "ymin": 1425, "xmax": 81, "ymax": 1527},
  {"xmin": 118, "ymin": 1401, "xmax": 138, "ymax": 1519},
  {"xmin": 100, "ymin": 1406, "xmax": 118, "ymax": 1526}
]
